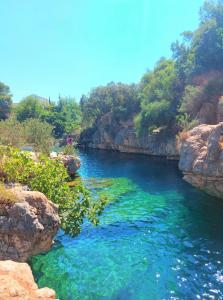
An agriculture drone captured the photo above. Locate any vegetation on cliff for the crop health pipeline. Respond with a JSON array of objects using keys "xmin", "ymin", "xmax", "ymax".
[{"xmin": 79, "ymin": 0, "xmax": 223, "ymax": 137}]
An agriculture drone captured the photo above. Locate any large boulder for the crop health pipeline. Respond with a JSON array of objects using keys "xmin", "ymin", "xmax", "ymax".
[
  {"xmin": 50, "ymin": 152, "xmax": 81, "ymax": 176},
  {"xmin": 179, "ymin": 123, "xmax": 223, "ymax": 198},
  {"xmin": 0, "ymin": 260, "xmax": 57, "ymax": 299},
  {"xmin": 0, "ymin": 188, "xmax": 60, "ymax": 262},
  {"xmin": 58, "ymin": 154, "xmax": 81, "ymax": 176}
]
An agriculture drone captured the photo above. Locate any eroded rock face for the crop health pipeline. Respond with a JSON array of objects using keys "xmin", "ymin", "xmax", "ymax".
[
  {"xmin": 0, "ymin": 260, "xmax": 57, "ymax": 300},
  {"xmin": 0, "ymin": 189, "xmax": 60, "ymax": 262},
  {"xmin": 58, "ymin": 154, "xmax": 81, "ymax": 176},
  {"xmin": 50, "ymin": 152, "xmax": 81, "ymax": 176},
  {"xmin": 80, "ymin": 113, "xmax": 178, "ymax": 158},
  {"xmin": 179, "ymin": 122, "xmax": 223, "ymax": 198}
]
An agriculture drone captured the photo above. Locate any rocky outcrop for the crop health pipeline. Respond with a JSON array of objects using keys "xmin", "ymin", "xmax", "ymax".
[
  {"xmin": 58, "ymin": 154, "xmax": 81, "ymax": 176},
  {"xmin": 80, "ymin": 113, "xmax": 178, "ymax": 158},
  {"xmin": 0, "ymin": 188, "xmax": 60, "ymax": 262},
  {"xmin": 179, "ymin": 122, "xmax": 223, "ymax": 198},
  {"xmin": 50, "ymin": 152, "xmax": 81, "ymax": 175},
  {"xmin": 0, "ymin": 260, "xmax": 57, "ymax": 299}
]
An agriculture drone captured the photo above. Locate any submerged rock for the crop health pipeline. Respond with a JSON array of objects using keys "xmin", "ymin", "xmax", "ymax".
[
  {"xmin": 0, "ymin": 189, "xmax": 60, "ymax": 262},
  {"xmin": 179, "ymin": 122, "xmax": 223, "ymax": 198},
  {"xmin": 0, "ymin": 260, "xmax": 57, "ymax": 299}
]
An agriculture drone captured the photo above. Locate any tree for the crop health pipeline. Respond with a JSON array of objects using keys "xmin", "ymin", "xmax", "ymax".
[
  {"xmin": 134, "ymin": 59, "xmax": 180, "ymax": 134},
  {"xmin": 24, "ymin": 119, "xmax": 54, "ymax": 154},
  {"xmin": 0, "ymin": 82, "xmax": 12, "ymax": 120},
  {"xmin": 172, "ymin": 0, "xmax": 223, "ymax": 77},
  {"xmin": 80, "ymin": 83, "xmax": 140, "ymax": 127},
  {"xmin": 15, "ymin": 95, "xmax": 46, "ymax": 121},
  {"xmin": 0, "ymin": 117, "xmax": 25, "ymax": 147},
  {"xmin": 44, "ymin": 97, "xmax": 82, "ymax": 138}
]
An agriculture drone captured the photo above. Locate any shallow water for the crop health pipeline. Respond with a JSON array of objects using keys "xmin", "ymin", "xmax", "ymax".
[{"xmin": 31, "ymin": 149, "xmax": 223, "ymax": 300}]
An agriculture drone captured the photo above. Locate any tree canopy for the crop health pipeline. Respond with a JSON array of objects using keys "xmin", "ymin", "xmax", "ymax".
[{"xmin": 0, "ymin": 82, "xmax": 12, "ymax": 120}]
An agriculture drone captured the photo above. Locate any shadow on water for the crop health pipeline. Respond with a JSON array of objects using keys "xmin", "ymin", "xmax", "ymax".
[{"xmin": 30, "ymin": 149, "xmax": 223, "ymax": 300}]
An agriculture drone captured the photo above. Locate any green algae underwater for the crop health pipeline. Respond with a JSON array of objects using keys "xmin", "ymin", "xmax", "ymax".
[{"xmin": 30, "ymin": 149, "xmax": 223, "ymax": 300}]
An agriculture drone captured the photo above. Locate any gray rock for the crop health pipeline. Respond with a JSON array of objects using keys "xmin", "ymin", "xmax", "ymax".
[{"xmin": 80, "ymin": 112, "xmax": 178, "ymax": 158}]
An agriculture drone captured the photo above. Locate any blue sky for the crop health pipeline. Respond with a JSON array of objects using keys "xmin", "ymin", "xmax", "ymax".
[{"xmin": 0, "ymin": 0, "xmax": 204, "ymax": 102}]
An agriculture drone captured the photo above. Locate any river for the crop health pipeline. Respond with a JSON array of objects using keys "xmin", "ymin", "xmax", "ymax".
[{"xmin": 31, "ymin": 149, "xmax": 223, "ymax": 300}]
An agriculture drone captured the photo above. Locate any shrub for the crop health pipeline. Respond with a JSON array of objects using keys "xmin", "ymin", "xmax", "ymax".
[
  {"xmin": 136, "ymin": 99, "xmax": 172, "ymax": 134},
  {"xmin": 176, "ymin": 113, "xmax": 199, "ymax": 132},
  {"xmin": 0, "ymin": 118, "xmax": 54, "ymax": 155},
  {"xmin": 23, "ymin": 119, "xmax": 54, "ymax": 154},
  {"xmin": 0, "ymin": 117, "xmax": 26, "ymax": 147},
  {"xmin": 61, "ymin": 144, "xmax": 76, "ymax": 156},
  {"xmin": 0, "ymin": 146, "xmax": 107, "ymax": 235},
  {"xmin": 179, "ymin": 85, "xmax": 203, "ymax": 117}
]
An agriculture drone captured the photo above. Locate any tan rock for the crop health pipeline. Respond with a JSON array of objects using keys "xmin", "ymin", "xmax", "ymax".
[
  {"xmin": 0, "ymin": 260, "xmax": 57, "ymax": 300},
  {"xmin": 179, "ymin": 122, "xmax": 223, "ymax": 198},
  {"xmin": 0, "ymin": 189, "xmax": 60, "ymax": 262}
]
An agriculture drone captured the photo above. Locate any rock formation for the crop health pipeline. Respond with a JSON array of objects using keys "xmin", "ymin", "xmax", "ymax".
[
  {"xmin": 80, "ymin": 113, "xmax": 178, "ymax": 158},
  {"xmin": 0, "ymin": 188, "xmax": 60, "ymax": 262},
  {"xmin": 58, "ymin": 154, "xmax": 81, "ymax": 176},
  {"xmin": 179, "ymin": 122, "xmax": 223, "ymax": 198},
  {"xmin": 0, "ymin": 260, "xmax": 57, "ymax": 299},
  {"xmin": 50, "ymin": 152, "xmax": 81, "ymax": 175}
]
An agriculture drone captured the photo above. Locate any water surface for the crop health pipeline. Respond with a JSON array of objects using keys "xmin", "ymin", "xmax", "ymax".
[{"xmin": 31, "ymin": 149, "xmax": 223, "ymax": 300}]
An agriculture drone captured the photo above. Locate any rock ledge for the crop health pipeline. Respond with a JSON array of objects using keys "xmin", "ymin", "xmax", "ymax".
[
  {"xmin": 179, "ymin": 122, "xmax": 223, "ymax": 198},
  {"xmin": 0, "ymin": 260, "xmax": 57, "ymax": 300}
]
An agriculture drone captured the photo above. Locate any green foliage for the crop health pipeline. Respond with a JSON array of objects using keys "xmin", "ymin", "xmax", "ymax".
[
  {"xmin": 176, "ymin": 113, "xmax": 199, "ymax": 132},
  {"xmin": 172, "ymin": 0, "xmax": 223, "ymax": 78},
  {"xmin": 14, "ymin": 95, "xmax": 81, "ymax": 139},
  {"xmin": 135, "ymin": 59, "xmax": 180, "ymax": 134},
  {"xmin": 15, "ymin": 95, "xmax": 46, "ymax": 122},
  {"xmin": 23, "ymin": 119, "xmax": 54, "ymax": 154},
  {"xmin": 80, "ymin": 83, "xmax": 140, "ymax": 127},
  {"xmin": 179, "ymin": 73, "xmax": 223, "ymax": 122},
  {"xmin": 0, "ymin": 82, "xmax": 12, "ymax": 120},
  {"xmin": 0, "ymin": 118, "xmax": 54, "ymax": 154},
  {"xmin": 179, "ymin": 85, "xmax": 203, "ymax": 117},
  {"xmin": 61, "ymin": 144, "xmax": 76, "ymax": 156},
  {"xmin": 0, "ymin": 146, "xmax": 107, "ymax": 236},
  {"xmin": 43, "ymin": 97, "xmax": 82, "ymax": 138},
  {"xmin": 0, "ymin": 117, "xmax": 25, "ymax": 147}
]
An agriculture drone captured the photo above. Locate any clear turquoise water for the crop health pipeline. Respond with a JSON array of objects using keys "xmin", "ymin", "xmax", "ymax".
[{"xmin": 30, "ymin": 149, "xmax": 223, "ymax": 300}]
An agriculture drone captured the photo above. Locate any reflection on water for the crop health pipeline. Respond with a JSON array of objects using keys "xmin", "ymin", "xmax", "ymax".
[{"xmin": 31, "ymin": 149, "xmax": 223, "ymax": 300}]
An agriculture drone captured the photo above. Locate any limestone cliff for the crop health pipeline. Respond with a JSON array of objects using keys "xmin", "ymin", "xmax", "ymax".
[
  {"xmin": 80, "ymin": 113, "xmax": 178, "ymax": 158},
  {"xmin": 179, "ymin": 122, "xmax": 223, "ymax": 198}
]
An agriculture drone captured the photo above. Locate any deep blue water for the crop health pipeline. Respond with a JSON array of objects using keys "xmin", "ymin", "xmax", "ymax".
[{"xmin": 31, "ymin": 149, "xmax": 223, "ymax": 300}]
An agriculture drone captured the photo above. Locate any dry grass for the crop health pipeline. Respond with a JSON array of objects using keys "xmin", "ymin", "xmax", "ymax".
[{"xmin": 0, "ymin": 183, "xmax": 17, "ymax": 206}]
